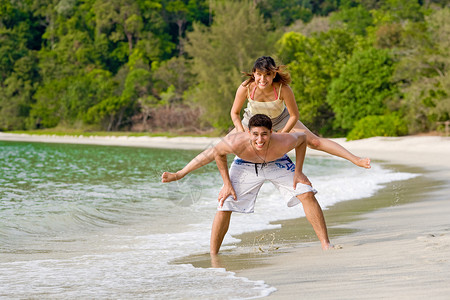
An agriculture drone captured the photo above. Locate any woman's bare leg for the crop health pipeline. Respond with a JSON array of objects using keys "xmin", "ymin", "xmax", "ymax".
[{"xmin": 291, "ymin": 120, "xmax": 371, "ymax": 169}]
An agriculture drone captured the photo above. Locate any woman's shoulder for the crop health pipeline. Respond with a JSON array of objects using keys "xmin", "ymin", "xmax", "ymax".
[
  {"xmin": 240, "ymin": 80, "xmax": 254, "ymax": 89},
  {"xmin": 272, "ymin": 82, "xmax": 290, "ymax": 91},
  {"xmin": 237, "ymin": 82, "xmax": 251, "ymax": 96},
  {"xmin": 279, "ymin": 83, "xmax": 293, "ymax": 97},
  {"xmin": 277, "ymin": 82, "xmax": 291, "ymax": 89}
]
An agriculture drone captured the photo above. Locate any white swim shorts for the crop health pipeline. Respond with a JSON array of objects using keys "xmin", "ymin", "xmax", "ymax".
[{"xmin": 218, "ymin": 155, "xmax": 317, "ymax": 213}]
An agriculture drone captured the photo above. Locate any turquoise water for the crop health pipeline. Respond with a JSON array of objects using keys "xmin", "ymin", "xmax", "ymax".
[
  {"xmin": 0, "ymin": 140, "xmax": 418, "ymax": 299},
  {"xmin": 1, "ymin": 141, "xmax": 209, "ymax": 246}
]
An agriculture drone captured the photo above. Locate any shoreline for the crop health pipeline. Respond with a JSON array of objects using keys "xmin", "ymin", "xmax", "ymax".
[
  {"xmin": 0, "ymin": 132, "xmax": 221, "ymax": 150},
  {"xmin": 1, "ymin": 132, "xmax": 448, "ymax": 167},
  {"xmin": 2, "ymin": 132, "xmax": 450, "ymax": 299},
  {"xmin": 174, "ymin": 163, "xmax": 440, "ymax": 271},
  {"xmin": 236, "ymin": 137, "xmax": 450, "ymax": 299}
]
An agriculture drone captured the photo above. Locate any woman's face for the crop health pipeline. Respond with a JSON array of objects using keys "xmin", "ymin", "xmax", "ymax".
[{"xmin": 253, "ymin": 69, "xmax": 276, "ymax": 90}]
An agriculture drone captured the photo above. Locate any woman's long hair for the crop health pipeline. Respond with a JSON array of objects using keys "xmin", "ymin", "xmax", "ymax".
[{"xmin": 242, "ymin": 56, "xmax": 291, "ymax": 86}]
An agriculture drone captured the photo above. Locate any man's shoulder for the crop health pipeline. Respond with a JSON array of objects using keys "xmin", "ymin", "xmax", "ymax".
[
  {"xmin": 224, "ymin": 131, "xmax": 247, "ymax": 142},
  {"xmin": 271, "ymin": 132, "xmax": 301, "ymax": 147},
  {"xmin": 219, "ymin": 132, "xmax": 248, "ymax": 150},
  {"xmin": 272, "ymin": 132, "xmax": 299, "ymax": 141}
]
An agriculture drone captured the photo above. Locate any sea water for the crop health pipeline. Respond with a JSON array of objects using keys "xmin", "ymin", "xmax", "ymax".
[{"xmin": 0, "ymin": 140, "xmax": 418, "ymax": 299}]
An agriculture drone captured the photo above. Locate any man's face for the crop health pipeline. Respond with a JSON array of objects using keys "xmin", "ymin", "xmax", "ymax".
[{"xmin": 248, "ymin": 126, "xmax": 272, "ymax": 151}]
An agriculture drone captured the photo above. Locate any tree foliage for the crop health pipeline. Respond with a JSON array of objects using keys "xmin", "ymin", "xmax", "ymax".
[
  {"xmin": 393, "ymin": 7, "xmax": 450, "ymax": 133},
  {"xmin": 277, "ymin": 29, "xmax": 361, "ymax": 134},
  {"xmin": 329, "ymin": 4, "xmax": 373, "ymax": 36},
  {"xmin": 327, "ymin": 47, "xmax": 398, "ymax": 131},
  {"xmin": 347, "ymin": 113, "xmax": 408, "ymax": 140},
  {"xmin": 185, "ymin": 0, "xmax": 275, "ymax": 130},
  {"xmin": 0, "ymin": 0, "xmax": 448, "ymax": 138}
]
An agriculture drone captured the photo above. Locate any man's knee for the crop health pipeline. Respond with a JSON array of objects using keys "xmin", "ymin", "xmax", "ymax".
[
  {"xmin": 217, "ymin": 210, "xmax": 232, "ymax": 218},
  {"xmin": 214, "ymin": 211, "xmax": 232, "ymax": 226},
  {"xmin": 296, "ymin": 191, "xmax": 317, "ymax": 205}
]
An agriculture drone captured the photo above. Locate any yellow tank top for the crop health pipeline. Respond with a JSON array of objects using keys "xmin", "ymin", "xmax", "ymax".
[{"xmin": 246, "ymin": 84, "xmax": 285, "ymax": 118}]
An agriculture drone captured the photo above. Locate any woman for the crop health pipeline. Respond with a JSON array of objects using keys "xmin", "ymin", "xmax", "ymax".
[{"xmin": 230, "ymin": 56, "xmax": 370, "ymax": 168}]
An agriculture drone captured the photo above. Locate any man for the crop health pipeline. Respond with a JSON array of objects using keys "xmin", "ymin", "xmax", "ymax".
[{"xmin": 161, "ymin": 114, "xmax": 333, "ymax": 254}]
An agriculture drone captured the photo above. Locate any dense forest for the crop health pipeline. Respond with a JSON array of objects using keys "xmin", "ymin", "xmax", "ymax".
[{"xmin": 1, "ymin": 0, "xmax": 449, "ymax": 139}]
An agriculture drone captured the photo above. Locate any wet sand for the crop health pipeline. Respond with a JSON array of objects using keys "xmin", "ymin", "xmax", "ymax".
[
  {"xmin": 234, "ymin": 136, "xmax": 450, "ymax": 299},
  {"xmin": 175, "ymin": 164, "xmax": 443, "ymax": 269}
]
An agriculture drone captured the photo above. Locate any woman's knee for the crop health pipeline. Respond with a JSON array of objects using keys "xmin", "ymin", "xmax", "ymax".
[
  {"xmin": 292, "ymin": 120, "xmax": 321, "ymax": 149},
  {"xmin": 307, "ymin": 137, "xmax": 321, "ymax": 149}
]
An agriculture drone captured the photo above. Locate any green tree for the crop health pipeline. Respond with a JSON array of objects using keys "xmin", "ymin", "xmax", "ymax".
[
  {"xmin": 29, "ymin": 0, "xmax": 172, "ymax": 130},
  {"xmin": 0, "ymin": 55, "xmax": 38, "ymax": 130},
  {"xmin": 0, "ymin": 21, "xmax": 30, "ymax": 83},
  {"xmin": 394, "ymin": 8, "xmax": 450, "ymax": 133},
  {"xmin": 2, "ymin": 0, "xmax": 447, "ymax": 134},
  {"xmin": 277, "ymin": 29, "xmax": 360, "ymax": 134},
  {"xmin": 92, "ymin": 0, "xmax": 172, "ymax": 70},
  {"xmin": 330, "ymin": 5, "xmax": 373, "ymax": 36},
  {"xmin": 347, "ymin": 113, "xmax": 408, "ymax": 140},
  {"xmin": 94, "ymin": 0, "xmax": 142, "ymax": 54},
  {"xmin": 153, "ymin": 56, "xmax": 194, "ymax": 101},
  {"xmin": 29, "ymin": 79, "xmax": 66, "ymax": 128},
  {"xmin": 31, "ymin": 0, "xmax": 102, "ymax": 128},
  {"xmin": 35, "ymin": 0, "xmax": 100, "ymax": 80},
  {"xmin": 256, "ymin": 0, "xmax": 314, "ymax": 27},
  {"xmin": 0, "ymin": 2, "xmax": 41, "ymax": 130},
  {"xmin": 162, "ymin": 0, "xmax": 209, "ymax": 54},
  {"xmin": 185, "ymin": 0, "xmax": 276, "ymax": 130},
  {"xmin": 85, "ymin": 67, "xmax": 153, "ymax": 131},
  {"xmin": 381, "ymin": 0, "xmax": 425, "ymax": 23},
  {"xmin": 30, "ymin": 69, "xmax": 117, "ymax": 128},
  {"xmin": 327, "ymin": 47, "xmax": 398, "ymax": 131}
]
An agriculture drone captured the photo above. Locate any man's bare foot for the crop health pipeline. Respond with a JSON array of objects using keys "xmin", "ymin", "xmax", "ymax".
[
  {"xmin": 210, "ymin": 253, "xmax": 224, "ymax": 268},
  {"xmin": 322, "ymin": 243, "xmax": 342, "ymax": 250},
  {"xmin": 355, "ymin": 157, "xmax": 371, "ymax": 169},
  {"xmin": 161, "ymin": 172, "xmax": 179, "ymax": 183}
]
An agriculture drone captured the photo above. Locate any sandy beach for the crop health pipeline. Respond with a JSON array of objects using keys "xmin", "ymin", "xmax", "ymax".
[
  {"xmin": 1, "ymin": 132, "xmax": 450, "ymax": 299},
  {"xmin": 237, "ymin": 136, "xmax": 450, "ymax": 299}
]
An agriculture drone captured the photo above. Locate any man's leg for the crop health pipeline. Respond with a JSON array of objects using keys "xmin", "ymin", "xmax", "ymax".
[
  {"xmin": 297, "ymin": 192, "xmax": 333, "ymax": 250},
  {"xmin": 210, "ymin": 211, "xmax": 232, "ymax": 255}
]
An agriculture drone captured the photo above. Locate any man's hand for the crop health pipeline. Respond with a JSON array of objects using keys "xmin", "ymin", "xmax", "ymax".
[
  {"xmin": 161, "ymin": 171, "xmax": 181, "ymax": 183},
  {"xmin": 293, "ymin": 171, "xmax": 312, "ymax": 189},
  {"xmin": 217, "ymin": 184, "xmax": 237, "ymax": 207}
]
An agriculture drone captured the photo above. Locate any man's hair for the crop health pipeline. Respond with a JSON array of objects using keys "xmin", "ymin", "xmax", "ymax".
[{"xmin": 248, "ymin": 114, "xmax": 272, "ymax": 130}]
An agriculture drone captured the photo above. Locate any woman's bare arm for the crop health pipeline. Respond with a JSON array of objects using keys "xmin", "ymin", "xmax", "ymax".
[
  {"xmin": 279, "ymin": 85, "xmax": 300, "ymax": 133},
  {"xmin": 230, "ymin": 84, "xmax": 248, "ymax": 132}
]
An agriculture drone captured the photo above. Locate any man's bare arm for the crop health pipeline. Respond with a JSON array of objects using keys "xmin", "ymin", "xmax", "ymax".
[
  {"xmin": 215, "ymin": 154, "xmax": 237, "ymax": 207},
  {"xmin": 161, "ymin": 135, "xmax": 236, "ymax": 183},
  {"xmin": 161, "ymin": 147, "xmax": 216, "ymax": 182}
]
